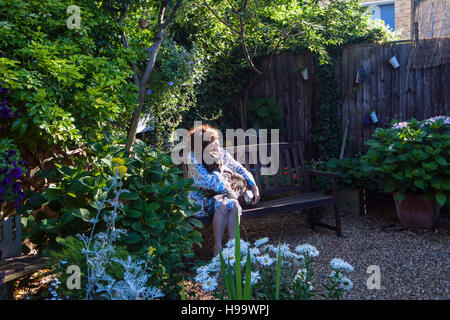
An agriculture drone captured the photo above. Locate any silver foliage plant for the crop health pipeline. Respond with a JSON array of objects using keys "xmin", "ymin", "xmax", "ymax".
[{"xmin": 76, "ymin": 172, "xmax": 164, "ymax": 300}]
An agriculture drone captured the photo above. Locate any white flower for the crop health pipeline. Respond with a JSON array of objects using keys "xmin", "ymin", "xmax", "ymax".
[
  {"xmin": 249, "ymin": 247, "xmax": 260, "ymax": 261},
  {"xmin": 195, "ymin": 272, "xmax": 209, "ymax": 283},
  {"xmin": 254, "ymin": 237, "xmax": 269, "ymax": 247},
  {"xmin": 250, "ymin": 271, "xmax": 261, "ymax": 286},
  {"xmin": 202, "ymin": 277, "xmax": 218, "ymax": 292},
  {"xmin": 196, "ymin": 265, "xmax": 209, "ymax": 274},
  {"xmin": 294, "ymin": 254, "xmax": 305, "ymax": 265},
  {"xmin": 295, "ymin": 244, "xmax": 319, "ymax": 257},
  {"xmin": 338, "ymin": 276, "xmax": 353, "ymax": 291},
  {"xmin": 329, "ymin": 270, "xmax": 343, "ymax": 281},
  {"xmin": 256, "ymin": 254, "xmax": 275, "ymax": 266},
  {"xmin": 330, "ymin": 258, "xmax": 354, "ymax": 273},
  {"xmin": 294, "ymin": 268, "xmax": 308, "ymax": 282}
]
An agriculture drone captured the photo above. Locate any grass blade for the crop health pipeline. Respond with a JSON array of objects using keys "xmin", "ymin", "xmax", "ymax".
[
  {"xmin": 235, "ymin": 210, "xmax": 242, "ymax": 300},
  {"xmin": 243, "ymin": 247, "xmax": 252, "ymax": 299},
  {"xmin": 275, "ymin": 242, "xmax": 282, "ymax": 300}
]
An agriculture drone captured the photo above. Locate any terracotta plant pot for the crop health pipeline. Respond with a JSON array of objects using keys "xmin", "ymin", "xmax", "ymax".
[{"xmin": 393, "ymin": 193, "xmax": 441, "ymax": 228}]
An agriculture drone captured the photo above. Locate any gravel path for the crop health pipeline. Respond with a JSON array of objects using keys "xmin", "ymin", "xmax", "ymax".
[{"xmin": 190, "ymin": 198, "xmax": 450, "ymax": 300}]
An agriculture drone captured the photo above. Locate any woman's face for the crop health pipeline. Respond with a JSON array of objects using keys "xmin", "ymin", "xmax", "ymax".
[{"xmin": 210, "ymin": 136, "xmax": 220, "ymax": 153}]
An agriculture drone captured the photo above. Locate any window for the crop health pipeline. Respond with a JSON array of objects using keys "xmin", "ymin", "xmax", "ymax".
[{"xmin": 363, "ymin": 1, "xmax": 395, "ymax": 31}]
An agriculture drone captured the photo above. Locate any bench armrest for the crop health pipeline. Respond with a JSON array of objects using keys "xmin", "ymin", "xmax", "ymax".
[
  {"xmin": 306, "ymin": 169, "xmax": 339, "ymax": 196},
  {"xmin": 306, "ymin": 169, "xmax": 338, "ymax": 177}
]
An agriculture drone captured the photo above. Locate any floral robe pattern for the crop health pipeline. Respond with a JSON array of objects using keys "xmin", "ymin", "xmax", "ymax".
[{"xmin": 187, "ymin": 147, "xmax": 256, "ymax": 217}]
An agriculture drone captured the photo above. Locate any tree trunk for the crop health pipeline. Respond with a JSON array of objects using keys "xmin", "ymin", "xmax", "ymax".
[{"xmin": 125, "ymin": 92, "xmax": 145, "ymax": 151}]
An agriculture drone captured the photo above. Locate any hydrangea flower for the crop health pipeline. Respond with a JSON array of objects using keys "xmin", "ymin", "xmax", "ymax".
[{"xmin": 392, "ymin": 121, "xmax": 407, "ymax": 129}]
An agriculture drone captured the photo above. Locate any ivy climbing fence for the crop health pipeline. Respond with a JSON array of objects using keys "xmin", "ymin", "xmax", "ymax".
[
  {"xmin": 246, "ymin": 39, "xmax": 449, "ymax": 158},
  {"xmin": 247, "ymin": 51, "xmax": 314, "ymax": 157}
]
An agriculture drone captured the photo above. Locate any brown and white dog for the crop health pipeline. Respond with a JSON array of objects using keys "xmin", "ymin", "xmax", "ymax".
[{"xmin": 202, "ymin": 151, "xmax": 254, "ymax": 208}]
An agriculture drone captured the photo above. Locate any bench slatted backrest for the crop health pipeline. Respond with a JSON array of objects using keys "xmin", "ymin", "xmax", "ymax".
[
  {"xmin": 223, "ymin": 141, "xmax": 311, "ymax": 196},
  {"xmin": 181, "ymin": 141, "xmax": 311, "ymax": 196}
]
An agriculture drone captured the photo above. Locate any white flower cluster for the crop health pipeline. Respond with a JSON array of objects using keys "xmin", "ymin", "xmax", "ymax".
[
  {"xmin": 329, "ymin": 258, "xmax": 354, "ymax": 291},
  {"xmin": 194, "ymin": 239, "xmax": 319, "ymax": 292}
]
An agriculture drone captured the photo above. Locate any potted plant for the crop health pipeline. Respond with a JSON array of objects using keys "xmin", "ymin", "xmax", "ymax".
[
  {"xmin": 361, "ymin": 117, "xmax": 450, "ymax": 228},
  {"xmin": 308, "ymin": 157, "xmax": 372, "ymax": 216}
]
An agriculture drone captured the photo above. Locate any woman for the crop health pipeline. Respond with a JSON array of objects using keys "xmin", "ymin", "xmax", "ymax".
[{"xmin": 186, "ymin": 124, "xmax": 260, "ymax": 256}]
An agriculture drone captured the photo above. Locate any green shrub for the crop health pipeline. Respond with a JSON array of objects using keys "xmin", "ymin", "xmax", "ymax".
[
  {"xmin": 361, "ymin": 117, "xmax": 450, "ymax": 206},
  {"xmin": 21, "ymin": 134, "xmax": 203, "ymax": 298},
  {"xmin": 307, "ymin": 157, "xmax": 373, "ymax": 193}
]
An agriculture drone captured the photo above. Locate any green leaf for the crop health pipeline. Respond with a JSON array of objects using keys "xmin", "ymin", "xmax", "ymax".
[
  {"xmin": 42, "ymin": 188, "xmax": 63, "ymax": 201},
  {"xmin": 414, "ymin": 179, "xmax": 425, "ymax": 190},
  {"xmin": 124, "ymin": 232, "xmax": 142, "ymax": 244},
  {"xmin": 70, "ymin": 208, "xmax": 91, "ymax": 222},
  {"xmin": 436, "ymin": 157, "xmax": 447, "ymax": 166},
  {"xmin": 435, "ymin": 194, "xmax": 447, "ymax": 207},
  {"xmin": 119, "ymin": 190, "xmax": 140, "ymax": 200}
]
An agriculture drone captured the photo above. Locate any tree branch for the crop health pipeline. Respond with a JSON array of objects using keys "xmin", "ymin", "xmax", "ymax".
[{"xmin": 203, "ymin": 0, "xmax": 240, "ymax": 35}]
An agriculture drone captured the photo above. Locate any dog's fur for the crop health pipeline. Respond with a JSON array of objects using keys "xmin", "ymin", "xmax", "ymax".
[{"xmin": 202, "ymin": 152, "xmax": 254, "ymax": 208}]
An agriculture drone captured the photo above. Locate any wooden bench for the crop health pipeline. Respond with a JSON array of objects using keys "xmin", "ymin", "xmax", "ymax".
[
  {"xmin": 182, "ymin": 141, "xmax": 342, "ymax": 236},
  {"xmin": 0, "ymin": 255, "xmax": 51, "ymax": 299},
  {"xmin": 0, "ymin": 215, "xmax": 50, "ymax": 299}
]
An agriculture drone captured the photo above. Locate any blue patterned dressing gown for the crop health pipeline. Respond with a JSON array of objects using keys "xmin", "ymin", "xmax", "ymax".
[{"xmin": 187, "ymin": 147, "xmax": 256, "ymax": 217}]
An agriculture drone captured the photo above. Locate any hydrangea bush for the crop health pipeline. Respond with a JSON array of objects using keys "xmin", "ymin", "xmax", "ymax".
[
  {"xmin": 361, "ymin": 116, "xmax": 450, "ymax": 206},
  {"xmin": 194, "ymin": 237, "xmax": 354, "ymax": 300}
]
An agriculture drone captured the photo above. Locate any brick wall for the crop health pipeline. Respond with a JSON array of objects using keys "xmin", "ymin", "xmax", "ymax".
[
  {"xmin": 395, "ymin": 0, "xmax": 412, "ymax": 39},
  {"xmin": 362, "ymin": 0, "xmax": 413, "ymax": 39}
]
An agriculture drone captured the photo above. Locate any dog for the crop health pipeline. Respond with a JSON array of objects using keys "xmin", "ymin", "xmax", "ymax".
[{"xmin": 201, "ymin": 151, "xmax": 254, "ymax": 210}]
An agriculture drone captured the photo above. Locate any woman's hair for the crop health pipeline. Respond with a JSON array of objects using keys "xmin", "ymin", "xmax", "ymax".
[
  {"xmin": 188, "ymin": 124, "xmax": 220, "ymax": 167},
  {"xmin": 188, "ymin": 124, "xmax": 219, "ymax": 152}
]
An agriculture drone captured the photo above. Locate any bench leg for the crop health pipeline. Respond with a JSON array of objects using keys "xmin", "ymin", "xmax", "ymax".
[
  {"xmin": 334, "ymin": 203, "xmax": 342, "ymax": 237},
  {"xmin": 307, "ymin": 209, "xmax": 317, "ymax": 230},
  {"xmin": 0, "ymin": 281, "xmax": 14, "ymax": 300}
]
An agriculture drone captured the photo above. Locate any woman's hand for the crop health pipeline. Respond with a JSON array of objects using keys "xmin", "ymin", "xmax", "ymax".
[
  {"xmin": 250, "ymin": 185, "xmax": 260, "ymax": 205},
  {"xmin": 221, "ymin": 165, "xmax": 233, "ymax": 176}
]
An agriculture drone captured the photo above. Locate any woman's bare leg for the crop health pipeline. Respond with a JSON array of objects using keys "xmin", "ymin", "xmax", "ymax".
[
  {"xmin": 226, "ymin": 199, "xmax": 241, "ymax": 240},
  {"xmin": 212, "ymin": 201, "xmax": 228, "ymax": 256}
]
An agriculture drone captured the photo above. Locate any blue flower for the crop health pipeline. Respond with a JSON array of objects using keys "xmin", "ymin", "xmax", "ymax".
[
  {"xmin": 7, "ymin": 150, "xmax": 16, "ymax": 158},
  {"xmin": 168, "ymin": 81, "xmax": 173, "ymax": 86},
  {"xmin": 147, "ymin": 89, "xmax": 152, "ymax": 95},
  {"xmin": 148, "ymin": 48, "xmax": 152, "ymax": 53},
  {"xmin": 189, "ymin": 60, "xmax": 194, "ymax": 65},
  {"xmin": 0, "ymin": 106, "xmax": 9, "ymax": 119},
  {"xmin": 10, "ymin": 164, "xmax": 22, "ymax": 179}
]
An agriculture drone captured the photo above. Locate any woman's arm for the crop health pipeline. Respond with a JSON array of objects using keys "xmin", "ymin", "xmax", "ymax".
[
  {"xmin": 220, "ymin": 148, "xmax": 256, "ymax": 187},
  {"xmin": 188, "ymin": 153, "xmax": 227, "ymax": 192}
]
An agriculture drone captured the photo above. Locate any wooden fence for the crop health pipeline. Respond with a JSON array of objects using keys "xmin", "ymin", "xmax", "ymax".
[
  {"xmin": 338, "ymin": 39, "xmax": 449, "ymax": 156},
  {"xmin": 246, "ymin": 39, "xmax": 449, "ymax": 157},
  {"xmin": 247, "ymin": 51, "xmax": 314, "ymax": 156}
]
